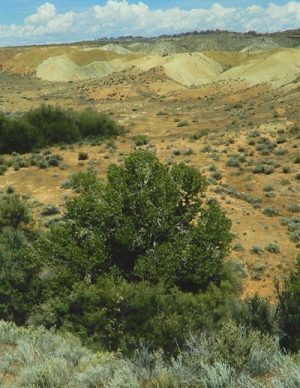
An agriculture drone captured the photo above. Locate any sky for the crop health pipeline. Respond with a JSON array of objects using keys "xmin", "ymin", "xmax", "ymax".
[{"xmin": 0, "ymin": 1, "xmax": 299, "ymax": 46}]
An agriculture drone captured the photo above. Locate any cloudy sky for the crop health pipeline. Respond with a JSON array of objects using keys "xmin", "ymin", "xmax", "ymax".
[{"xmin": 0, "ymin": 1, "xmax": 299, "ymax": 46}]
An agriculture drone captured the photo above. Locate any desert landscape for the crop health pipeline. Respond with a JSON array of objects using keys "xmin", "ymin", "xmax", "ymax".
[
  {"xmin": 0, "ymin": 27, "xmax": 300, "ymax": 386},
  {"xmin": 0, "ymin": 31, "xmax": 299, "ymax": 299}
]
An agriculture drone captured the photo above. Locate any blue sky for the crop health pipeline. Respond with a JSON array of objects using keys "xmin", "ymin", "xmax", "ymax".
[
  {"xmin": 0, "ymin": 1, "xmax": 299, "ymax": 46},
  {"xmin": 0, "ymin": 0, "xmax": 293, "ymax": 23}
]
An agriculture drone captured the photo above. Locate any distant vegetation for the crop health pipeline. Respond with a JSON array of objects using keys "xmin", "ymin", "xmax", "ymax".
[{"xmin": 0, "ymin": 105, "xmax": 122, "ymax": 154}]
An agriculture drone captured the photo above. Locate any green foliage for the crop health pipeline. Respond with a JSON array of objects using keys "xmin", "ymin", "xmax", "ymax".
[
  {"xmin": 282, "ymin": 217, "xmax": 300, "ymax": 247},
  {"xmin": 25, "ymin": 151, "xmax": 235, "ymax": 353},
  {"xmin": 78, "ymin": 151, "xmax": 88, "ymax": 160},
  {"xmin": 0, "ymin": 193, "xmax": 31, "ymax": 229},
  {"xmin": 0, "ymin": 226, "xmax": 41, "ymax": 326},
  {"xmin": 135, "ymin": 200, "xmax": 231, "ymax": 291},
  {"xmin": 250, "ymin": 245, "xmax": 264, "ymax": 255},
  {"xmin": 0, "ymin": 105, "xmax": 121, "ymax": 154},
  {"xmin": 263, "ymin": 207, "xmax": 279, "ymax": 217},
  {"xmin": 51, "ymin": 151, "xmax": 231, "ymax": 292},
  {"xmin": 75, "ymin": 108, "xmax": 120, "ymax": 138},
  {"xmin": 133, "ymin": 134, "xmax": 149, "ymax": 146},
  {"xmin": 0, "ymin": 193, "xmax": 42, "ymax": 325},
  {"xmin": 29, "ymin": 276, "xmax": 239, "ymax": 355},
  {"xmin": 278, "ymin": 256, "xmax": 300, "ymax": 352},
  {"xmin": 236, "ymin": 294, "xmax": 275, "ymax": 334},
  {"xmin": 177, "ymin": 120, "xmax": 189, "ymax": 127},
  {"xmin": 253, "ymin": 163, "xmax": 274, "ymax": 174},
  {"xmin": 266, "ymin": 242, "xmax": 280, "ymax": 253}
]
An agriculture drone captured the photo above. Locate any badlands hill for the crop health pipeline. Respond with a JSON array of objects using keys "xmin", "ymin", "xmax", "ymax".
[{"xmin": 0, "ymin": 30, "xmax": 299, "ymax": 87}]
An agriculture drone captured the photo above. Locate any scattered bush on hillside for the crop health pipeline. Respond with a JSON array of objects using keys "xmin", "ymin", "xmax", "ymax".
[
  {"xmin": 282, "ymin": 217, "xmax": 300, "ymax": 247},
  {"xmin": 133, "ymin": 135, "xmax": 149, "ymax": 146},
  {"xmin": 78, "ymin": 151, "xmax": 89, "ymax": 161}
]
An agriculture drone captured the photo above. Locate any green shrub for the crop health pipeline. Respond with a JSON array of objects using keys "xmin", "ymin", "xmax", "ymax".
[
  {"xmin": 250, "ymin": 245, "xmax": 264, "ymax": 255},
  {"xmin": 0, "ymin": 105, "xmax": 121, "ymax": 154},
  {"xmin": 47, "ymin": 154, "xmax": 63, "ymax": 167},
  {"xmin": 290, "ymin": 125, "xmax": 300, "ymax": 138},
  {"xmin": 237, "ymin": 294, "xmax": 274, "ymax": 333},
  {"xmin": 281, "ymin": 217, "xmax": 300, "ymax": 247},
  {"xmin": 226, "ymin": 157, "xmax": 241, "ymax": 168},
  {"xmin": 251, "ymin": 263, "xmax": 267, "ymax": 280},
  {"xmin": 78, "ymin": 152, "xmax": 88, "ymax": 161},
  {"xmin": 263, "ymin": 207, "xmax": 278, "ymax": 217},
  {"xmin": 233, "ymin": 242, "xmax": 244, "ymax": 252},
  {"xmin": 294, "ymin": 154, "xmax": 300, "ymax": 164},
  {"xmin": 177, "ymin": 120, "xmax": 189, "ymax": 127},
  {"xmin": 75, "ymin": 108, "xmax": 121, "ymax": 138},
  {"xmin": 27, "ymin": 151, "xmax": 235, "ymax": 353},
  {"xmin": 288, "ymin": 204, "xmax": 300, "ymax": 213},
  {"xmin": 0, "ymin": 193, "xmax": 31, "ymax": 230},
  {"xmin": 265, "ymin": 242, "xmax": 280, "ymax": 253},
  {"xmin": 133, "ymin": 135, "xmax": 149, "ymax": 146},
  {"xmin": 277, "ymin": 256, "xmax": 300, "ymax": 352},
  {"xmin": 253, "ymin": 164, "xmax": 274, "ymax": 175},
  {"xmin": 41, "ymin": 204, "xmax": 60, "ymax": 217}
]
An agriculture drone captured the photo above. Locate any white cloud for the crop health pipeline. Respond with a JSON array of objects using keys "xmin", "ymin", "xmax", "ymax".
[
  {"xmin": 0, "ymin": 1, "xmax": 300, "ymax": 46},
  {"xmin": 25, "ymin": 3, "xmax": 56, "ymax": 24}
]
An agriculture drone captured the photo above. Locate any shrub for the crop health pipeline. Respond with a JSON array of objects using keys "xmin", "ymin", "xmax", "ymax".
[
  {"xmin": 47, "ymin": 154, "xmax": 63, "ymax": 167},
  {"xmin": 182, "ymin": 148, "xmax": 194, "ymax": 156},
  {"xmin": 41, "ymin": 152, "xmax": 231, "ymax": 292},
  {"xmin": 263, "ymin": 185, "xmax": 274, "ymax": 192},
  {"xmin": 253, "ymin": 164, "xmax": 274, "ymax": 175},
  {"xmin": 28, "ymin": 151, "xmax": 235, "ymax": 353},
  {"xmin": 0, "ymin": 193, "xmax": 31, "ymax": 230},
  {"xmin": 288, "ymin": 204, "xmax": 300, "ymax": 213},
  {"xmin": 226, "ymin": 157, "xmax": 241, "ymax": 168},
  {"xmin": 237, "ymin": 294, "xmax": 274, "ymax": 333},
  {"xmin": 41, "ymin": 204, "xmax": 60, "ymax": 217},
  {"xmin": 38, "ymin": 160, "xmax": 48, "ymax": 169},
  {"xmin": 78, "ymin": 152, "xmax": 88, "ymax": 161},
  {"xmin": 133, "ymin": 135, "xmax": 149, "ymax": 146},
  {"xmin": 281, "ymin": 217, "xmax": 300, "ymax": 247},
  {"xmin": 294, "ymin": 154, "xmax": 300, "ymax": 164},
  {"xmin": 265, "ymin": 242, "xmax": 280, "ymax": 253},
  {"xmin": 177, "ymin": 120, "xmax": 189, "ymax": 127},
  {"xmin": 233, "ymin": 243, "xmax": 244, "ymax": 252},
  {"xmin": 211, "ymin": 171, "xmax": 222, "ymax": 180},
  {"xmin": 250, "ymin": 245, "xmax": 264, "ymax": 255},
  {"xmin": 282, "ymin": 166, "xmax": 291, "ymax": 174},
  {"xmin": 251, "ymin": 263, "xmax": 267, "ymax": 280},
  {"xmin": 0, "ymin": 105, "xmax": 121, "ymax": 154},
  {"xmin": 277, "ymin": 256, "xmax": 300, "ymax": 352},
  {"xmin": 75, "ymin": 108, "xmax": 121, "ymax": 138},
  {"xmin": 263, "ymin": 207, "xmax": 278, "ymax": 217},
  {"xmin": 290, "ymin": 125, "xmax": 300, "ymax": 138},
  {"xmin": 189, "ymin": 129, "xmax": 209, "ymax": 140}
]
